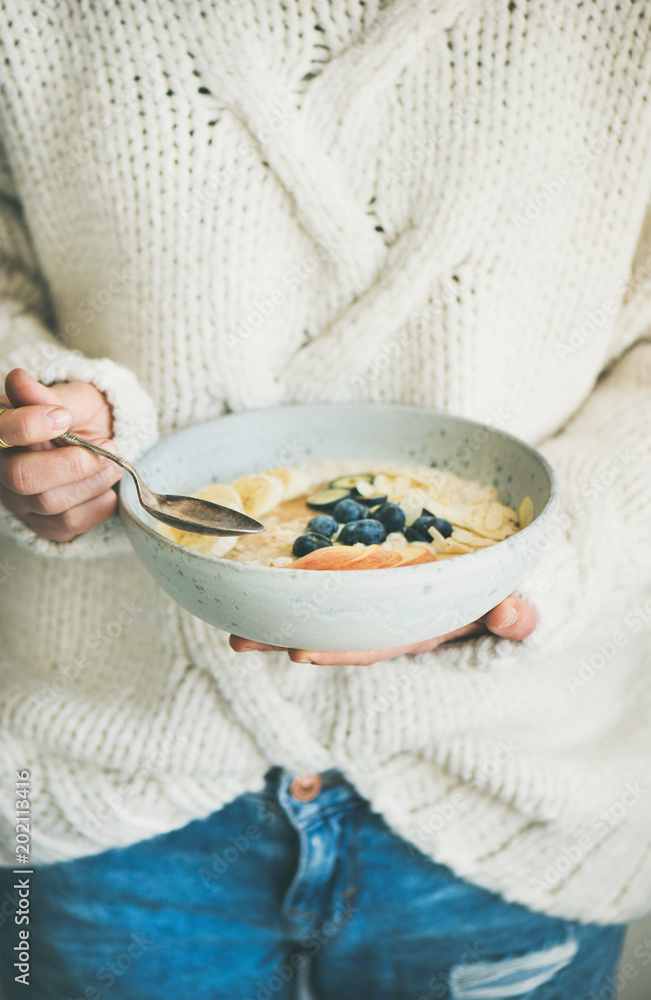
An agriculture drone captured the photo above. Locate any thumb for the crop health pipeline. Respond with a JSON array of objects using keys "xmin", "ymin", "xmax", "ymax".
[
  {"xmin": 483, "ymin": 596, "xmax": 539, "ymax": 641},
  {"xmin": 4, "ymin": 368, "xmax": 64, "ymax": 409},
  {"xmin": 4, "ymin": 368, "xmax": 113, "ymax": 443},
  {"xmin": 0, "ymin": 368, "xmax": 72, "ymax": 447}
]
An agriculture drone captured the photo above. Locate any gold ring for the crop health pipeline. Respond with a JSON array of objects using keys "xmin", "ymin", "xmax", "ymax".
[{"xmin": 0, "ymin": 406, "xmax": 12, "ymax": 447}]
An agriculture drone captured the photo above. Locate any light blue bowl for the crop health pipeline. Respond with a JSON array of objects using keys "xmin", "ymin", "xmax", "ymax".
[{"xmin": 119, "ymin": 404, "xmax": 558, "ymax": 650}]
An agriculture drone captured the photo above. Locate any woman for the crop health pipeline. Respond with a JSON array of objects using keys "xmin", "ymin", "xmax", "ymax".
[{"xmin": 0, "ymin": 1, "xmax": 649, "ymax": 997}]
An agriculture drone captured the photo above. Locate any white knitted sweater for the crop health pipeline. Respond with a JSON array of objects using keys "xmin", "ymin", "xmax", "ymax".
[{"xmin": 1, "ymin": 0, "xmax": 650, "ymax": 925}]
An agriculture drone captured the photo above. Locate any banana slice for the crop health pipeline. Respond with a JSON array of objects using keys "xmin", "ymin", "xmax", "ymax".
[
  {"xmin": 266, "ymin": 466, "xmax": 312, "ymax": 501},
  {"xmin": 156, "ymin": 522, "xmax": 238, "ymax": 557},
  {"xmin": 155, "ymin": 482, "xmax": 244, "ymax": 556},
  {"xmin": 229, "ymin": 473, "xmax": 285, "ymax": 517},
  {"xmin": 208, "ymin": 536, "xmax": 239, "ymax": 557},
  {"xmin": 193, "ymin": 483, "xmax": 244, "ymax": 510}
]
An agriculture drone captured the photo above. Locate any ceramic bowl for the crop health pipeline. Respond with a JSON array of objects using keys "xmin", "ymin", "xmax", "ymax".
[{"xmin": 119, "ymin": 404, "xmax": 558, "ymax": 650}]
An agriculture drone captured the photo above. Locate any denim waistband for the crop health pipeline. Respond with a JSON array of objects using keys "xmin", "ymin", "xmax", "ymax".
[{"xmin": 263, "ymin": 765, "xmax": 347, "ymax": 791}]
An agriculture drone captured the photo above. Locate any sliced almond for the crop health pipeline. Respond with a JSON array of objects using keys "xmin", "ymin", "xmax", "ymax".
[
  {"xmin": 420, "ymin": 497, "xmax": 466, "ymax": 526},
  {"xmin": 411, "ymin": 469, "xmax": 447, "ymax": 494},
  {"xmin": 444, "ymin": 540, "xmax": 473, "ymax": 554},
  {"xmin": 464, "ymin": 519, "xmax": 513, "ymax": 541},
  {"xmin": 518, "ymin": 496, "xmax": 534, "ymax": 529},
  {"xmin": 462, "ymin": 534, "xmax": 495, "ymax": 548},
  {"xmin": 493, "ymin": 501, "xmax": 520, "ymax": 522},
  {"xmin": 393, "ymin": 474, "xmax": 413, "ymax": 498},
  {"xmin": 401, "ymin": 487, "xmax": 428, "ymax": 525},
  {"xmin": 355, "ymin": 478, "xmax": 387, "ymax": 499},
  {"xmin": 484, "ymin": 509, "xmax": 503, "ymax": 532},
  {"xmin": 373, "ymin": 473, "xmax": 394, "ymax": 496},
  {"xmin": 427, "ymin": 526, "xmax": 449, "ymax": 553},
  {"xmin": 451, "ymin": 528, "xmax": 475, "ymax": 545}
]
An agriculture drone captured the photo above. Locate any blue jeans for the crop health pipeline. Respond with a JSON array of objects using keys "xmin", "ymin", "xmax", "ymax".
[{"xmin": 0, "ymin": 767, "xmax": 625, "ymax": 999}]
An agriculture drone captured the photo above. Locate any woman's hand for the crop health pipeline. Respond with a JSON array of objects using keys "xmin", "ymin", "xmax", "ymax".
[
  {"xmin": 230, "ymin": 595, "xmax": 538, "ymax": 665},
  {"xmin": 0, "ymin": 368, "xmax": 123, "ymax": 541}
]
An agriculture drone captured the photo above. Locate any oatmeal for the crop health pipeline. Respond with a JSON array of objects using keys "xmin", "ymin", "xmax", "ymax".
[{"xmin": 157, "ymin": 460, "xmax": 532, "ymax": 570}]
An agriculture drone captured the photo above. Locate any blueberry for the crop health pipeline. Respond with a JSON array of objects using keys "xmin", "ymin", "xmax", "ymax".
[
  {"xmin": 338, "ymin": 520, "xmax": 387, "ymax": 546},
  {"xmin": 372, "ymin": 502, "xmax": 406, "ymax": 533},
  {"xmin": 404, "ymin": 526, "xmax": 427, "ymax": 542},
  {"xmin": 292, "ymin": 532, "xmax": 333, "ymax": 558},
  {"xmin": 404, "ymin": 515, "xmax": 437, "ymax": 542},
  {"xmin": 306, "ymin": 514, "xmax": 338, "ymax": 537},
  {"xmin": 430, "ymin": 516, "xmax": 453, "ymax": 538},
  {"xmin": 332, "ymin": 498, "xmax": 369, "ymax": 523},
  {"xmin": 404, "ymin": 514, "xmax": 453, "ymax": 542}
]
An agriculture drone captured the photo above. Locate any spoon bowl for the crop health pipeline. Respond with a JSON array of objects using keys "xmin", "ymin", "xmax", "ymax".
[{"xmin": 59, "ymin": 431, "xmax": 266, "ymax": 537}]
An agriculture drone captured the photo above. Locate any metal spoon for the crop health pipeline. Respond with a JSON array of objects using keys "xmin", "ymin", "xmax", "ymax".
[{"xmin": 0, "ymin": 402, "xmax": 265, "ymax": 537}]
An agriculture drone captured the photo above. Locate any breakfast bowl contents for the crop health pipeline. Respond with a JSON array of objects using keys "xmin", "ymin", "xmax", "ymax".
[
  {"xmin": 119, "ymin": 404, "xmax": 558, "ymax": 650},
  {"xmin": 157, "ymin": 460, "xmax": 533, "ymax": 573}
]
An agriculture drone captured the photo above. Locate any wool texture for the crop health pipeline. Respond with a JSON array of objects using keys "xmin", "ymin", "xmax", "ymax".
[{"xmin": 0, "ymin": 0, "xmax": 650, "ymax": 924}]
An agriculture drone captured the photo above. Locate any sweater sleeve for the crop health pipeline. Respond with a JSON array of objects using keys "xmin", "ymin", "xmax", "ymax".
[
  {"xmin": 0, "ymin": 146, "xmax": 159, "ymax": 559},
  {"xmin": 510, "ymin": 334, "xmax": 651, "ymax": 656},
  {"xmin": 419, "ymin": 230, "xmax": 651, "ymax": 672}
]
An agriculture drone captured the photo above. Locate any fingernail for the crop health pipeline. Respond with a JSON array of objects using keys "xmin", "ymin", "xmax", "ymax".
[
  {"xmin": 46, "ymin": 408, "xmax": 71, "ymax": 429},
  {"xmin": 500, "ymin": 606, "xmax": 518, "ymax": 629},
  {"xmin": 238, "ymin": 642, "xmax": 257, "ymax": 652},
  {"xmin": 293, "ymin": 654, "xmax": 317, "ymax": 664}
]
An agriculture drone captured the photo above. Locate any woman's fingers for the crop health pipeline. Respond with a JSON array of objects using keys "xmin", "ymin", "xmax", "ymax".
[
  {"xmin": 1, "ymin": 369, "xmax": 73, "ymax": 445},
  {"xmin": 229, "ymin": 597, "xmax": 539, "ymax": 666},
  {"xmin": 229, "ymin": 629, "xmax": 471, "ymax": 666},
  {"xmin": 0, "ymin": 452, "xmax": 123, "ymax": 517},
  {"xmin": 3, "ymin": 368, "xmax": 113, "ymax": 440},
  {"xmin": 285, "ymin": 625, "xmax": 486, "ymax": 666},
  {"xmin": 483, "ymin": 596, "xmax": 538, "ymax": 640},
  {"xmin": 4, "ymin": 368, "xmax": 65, "ymax": 407},
  {"xmin": 0, "ymin": 438, "xmax": 120, "ymax": 498},
  {"xmin": 286, "ymin": 644, "xmax": 435, "ymax": 666},
  {"xmin": 0, "ymin": 437, "xmax": 124, "ymax": 538},
  {"xmin": 20, "ymin": 490, "xmax": 120, "ymax": 543},
  {"xmin": 229, "ymin": 635, "xmax": 288, "ymax": 653},
  {"xmin": 0, "ymin": 401, "xmax": 72, "ymax": 446},
  {"xmin": 0, "ymin": 371, "xmax": 120, "ymax": 541}
]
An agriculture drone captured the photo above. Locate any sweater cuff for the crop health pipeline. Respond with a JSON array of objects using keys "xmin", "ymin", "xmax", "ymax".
[
  {"xmin": 459, "ymin": 455, "xmax": 625, "ymax": 669},
  {"xmin": 37, "ymin": 353, "xmax": 159, "ymax": 463},
  {"xmin": 0, "ymin": 314, "xmax": 159, "ymax": 558},
  {"xmin": 416, "ymin": 486, "xmax": 619, "ymax": 673}
]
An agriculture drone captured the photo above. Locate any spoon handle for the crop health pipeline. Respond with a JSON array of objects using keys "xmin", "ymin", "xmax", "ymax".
[
  {"xmin": 57, "ymin": 430, "xmax": 134, "ymax": 475},
  {"xmin": 0, "ymin": 402, "xmax": 135, "ymax": 475}
]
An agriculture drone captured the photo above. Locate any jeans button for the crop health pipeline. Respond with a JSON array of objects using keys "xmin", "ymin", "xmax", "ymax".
[{"xmin": 289, "ymin": 774, "xmax": 323, "ymax": 802}]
